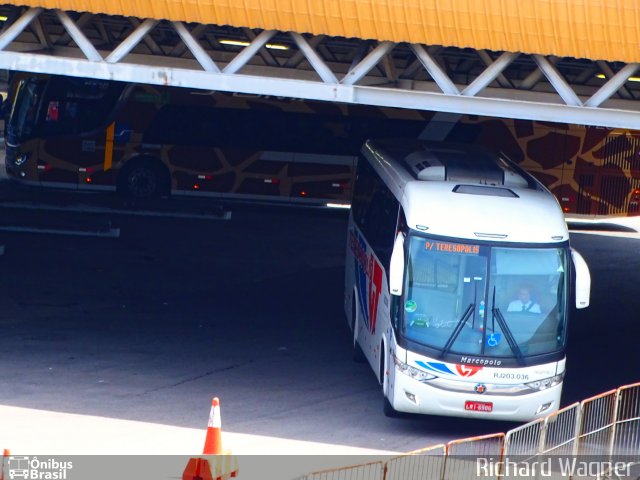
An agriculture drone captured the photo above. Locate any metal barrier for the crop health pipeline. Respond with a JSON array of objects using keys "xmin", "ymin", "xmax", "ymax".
[
  {"xmin": 384, "ymin": 444, "xmax": 446, "ymax": 480},
  {"xmin": 577, "ymin": 388, "xmax": 619, "ymax": 456},
  {"xmin": 536, "ymin": 403, "xmax": 581, "ymax": 479},
  {"xmin": 296, "ymin": 382, "xmax": 640, "ymax": 480},
  {"xmin": 443, "ymin": 433, "xmax": 505, "ymax": 480},
  {"xmin": 612, "ymin": 382, "xmax": 640, "ymax": 459},
  {"xmin": 540, "ymin": 402, "xmax": 581, "ymax": 456},
  {"xmin": 504, "ymin": 417, "xmax": 544, "ymax": 458}
]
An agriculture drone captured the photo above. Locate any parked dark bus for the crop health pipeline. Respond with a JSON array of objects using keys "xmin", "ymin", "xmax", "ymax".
[{"xmin": 4, "ymin": 73, "xmax": 640, "ymax": 215}]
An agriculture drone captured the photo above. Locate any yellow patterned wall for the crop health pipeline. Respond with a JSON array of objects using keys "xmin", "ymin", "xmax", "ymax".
[{"xmin": 4, "ymin": 0, "xmax": 640, "ymax": 63}]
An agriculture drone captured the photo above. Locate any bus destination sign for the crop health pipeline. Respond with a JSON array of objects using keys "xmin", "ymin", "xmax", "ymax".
[{"xmin": 425, "ymin": 241, "xmax": 480, "ymax": 255}]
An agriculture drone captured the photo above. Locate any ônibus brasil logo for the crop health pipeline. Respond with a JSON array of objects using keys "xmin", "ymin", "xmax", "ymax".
[
  {"xmin": 350, "ymin": 230, "xmax": 382, "ymax": 334},
  {"xmin": 7, "ymin": 456, "xmax": 73, "ymax": 480}
]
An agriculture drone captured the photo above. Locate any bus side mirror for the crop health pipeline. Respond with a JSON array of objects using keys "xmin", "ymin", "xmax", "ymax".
[
  {"xmin": 389, "ymin": 233, "xmax": 405, "ymax": 296},
  {"xmin": 571, "ymin": 248, "xmax": 590, "ymax": 309}
]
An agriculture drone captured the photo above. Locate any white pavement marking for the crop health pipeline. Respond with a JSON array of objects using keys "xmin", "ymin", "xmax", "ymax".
[
  {"xmin": 0, "ymin": 226, "xmax": 121, "ymax": 238},
  {"xmin": 0, "ymin": 202, "xmax": 232, "ymax": 221},
  {"xmin": 567, "ymin": 215, "xmax": 640, "ymax": 239},
  {"xmin": 0, "ymin": 405, "xmax": 397, "ymax": 458},
  {"xmin": 568, "ymin": 230, "xmax": 640, "ymax": 239},
  {"xmin": 567, "ymin": 215, "xmax": 640, "ymax": 231}
]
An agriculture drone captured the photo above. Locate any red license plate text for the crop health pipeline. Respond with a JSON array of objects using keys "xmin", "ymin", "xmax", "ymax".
[{"xmin": 465, "ymin": 401, "xmax": 493, "ymax": 412}]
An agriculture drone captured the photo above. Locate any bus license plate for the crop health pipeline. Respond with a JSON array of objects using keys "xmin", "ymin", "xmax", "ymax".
[{"xmin": 465, "ymin": 401, "xmax": 493, "ymax": 412}]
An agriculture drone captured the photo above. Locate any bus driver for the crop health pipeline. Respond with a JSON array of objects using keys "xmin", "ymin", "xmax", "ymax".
[{"xmin": 507, "ymin": 286, "xmax": 541, "ymax": 313}]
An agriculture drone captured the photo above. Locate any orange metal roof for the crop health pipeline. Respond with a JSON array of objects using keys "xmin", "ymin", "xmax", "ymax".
[{"xmin": 6, "ymin": 0, "xmax": 640, "ymax": 63}]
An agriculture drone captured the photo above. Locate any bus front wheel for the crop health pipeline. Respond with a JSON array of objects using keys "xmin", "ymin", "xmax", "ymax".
[
  {"xmin": 118, "ymin": 158, "xmax": 170, "ymax": 199},
  {"xmin": 383, "ymin": 396, "xmax": 399, "ymax": 417},
  {"xmin": 381, "ymin": 349, "xmax": 399, "ymax": 417}
]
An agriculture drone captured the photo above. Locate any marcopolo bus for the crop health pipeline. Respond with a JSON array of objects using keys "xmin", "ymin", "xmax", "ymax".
[{"xmin": 344, "ymin": 139, "xmax": 591, "ymax": 421}]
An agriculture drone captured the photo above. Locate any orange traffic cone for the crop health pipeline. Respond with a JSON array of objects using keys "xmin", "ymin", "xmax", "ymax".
[
  {"xmin": 203, "ymin": 397, "xmax": 222, "ymax": 455},
  {"xmin": 182, "ymin": 457, "xmax": 213, "ymax": 480},
  {"xmin": 1, "ymin": 449, "xmax": 10, "ymax": 480},
  {"xmin": 183, "ymin": 399, "xmax": 238, "ymax": 480}
]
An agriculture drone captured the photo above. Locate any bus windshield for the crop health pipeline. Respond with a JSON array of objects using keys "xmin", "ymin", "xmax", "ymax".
[
  {"xmin": 6, "ymin": 79, "xmax": 43, "ymax": 142},
  {"xmin": 401, "ymin": 235, "xmax": 569, "ymax": 359},
  {"xmin": 6, "ymin": 76, "xmax": 125, "ymax": 142}
]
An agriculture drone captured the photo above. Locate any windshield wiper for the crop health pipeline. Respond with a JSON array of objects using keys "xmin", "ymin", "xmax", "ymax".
[
  {"xmin": 438, "ymin": 303, "xmax": 474, "ymax": 359},
  {"xmin": 491, "ymin": 288, "xmax": 525, "ymax": 366}
]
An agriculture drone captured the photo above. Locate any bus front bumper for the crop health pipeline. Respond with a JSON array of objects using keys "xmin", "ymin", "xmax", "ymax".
[
  {"xmin": 391, "ymin": 373, "xmax": 562, "ymax": 422},
  {"xmin": 5, "ymin": 162, "xmax": 27, "ymax": 179}
]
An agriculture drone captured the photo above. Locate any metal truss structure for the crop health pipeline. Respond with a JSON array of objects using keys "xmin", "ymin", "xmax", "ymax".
[{"xmin": 0, "ymin": 4, "xmax": 639, "ymax": 129}]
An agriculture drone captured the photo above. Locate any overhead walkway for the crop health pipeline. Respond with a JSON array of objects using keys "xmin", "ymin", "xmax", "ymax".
[{"xmin": 0, "ymin": 1, "xmax": 639, "ymax": 128}]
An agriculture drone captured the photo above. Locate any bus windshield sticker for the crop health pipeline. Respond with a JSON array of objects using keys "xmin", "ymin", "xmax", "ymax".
[
  {"xmin": 409, "ymin": 315, "xmax": 428, "ymax": 327},
  {"xmin": 46, "ymin": 101, "xmax": 59, "ymax": 121},
  {"xmin": 486, "ymin": 333, "xmax": 502, "ymax": 348},
  {"xmin": 405, "ymin": 300, "xmax": 417, "ymax": 313},
  {"xmin": 425, "ymin": 241, "xmax": 480, "ymax": 255}
]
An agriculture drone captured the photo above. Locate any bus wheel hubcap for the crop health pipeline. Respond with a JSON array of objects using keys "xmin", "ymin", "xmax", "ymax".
[{"xmin": 129, "ymin": 168, "xmax": 157, "ymax": 197}]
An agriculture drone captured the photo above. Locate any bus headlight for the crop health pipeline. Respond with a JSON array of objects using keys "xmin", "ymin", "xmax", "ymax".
[
  {"xmin": 13, "ymin": 153, "xmax": 28, "ymax": 166},
  {"xmin": 394, "ymin": 356, "xmax": 436, "ymax": 382},
  {"xmin": 525, "ymin": 373, "xmax": 564, "ymax": 391}
]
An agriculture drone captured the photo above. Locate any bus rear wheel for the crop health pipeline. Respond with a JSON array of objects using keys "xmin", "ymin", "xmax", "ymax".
[{"xmin": 118, "ymin": 158, "xmax": 169, "ymax": 199}]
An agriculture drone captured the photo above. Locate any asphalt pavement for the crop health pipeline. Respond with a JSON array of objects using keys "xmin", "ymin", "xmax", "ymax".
[{"xmin": 0, "ymin": 180, "xmax": 638, "ymax": 456}]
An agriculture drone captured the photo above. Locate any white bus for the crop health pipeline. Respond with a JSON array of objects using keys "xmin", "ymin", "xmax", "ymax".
[{"xmin": 344, "ymin": 139, "xmax": 591, "ymax": 421}]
